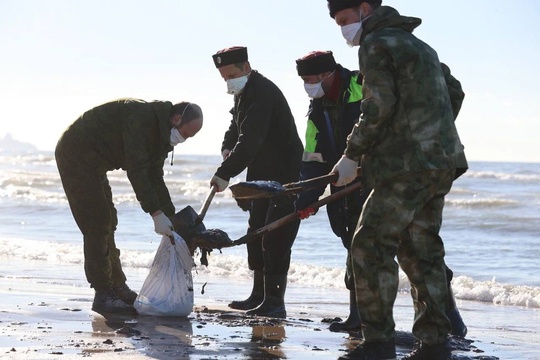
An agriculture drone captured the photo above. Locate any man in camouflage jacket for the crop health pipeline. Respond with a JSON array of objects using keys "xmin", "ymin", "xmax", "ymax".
[
  {"xmin": 328, "ymin": 1, "xmax": 468, "ymax": 359},
  {"xmin": 55, "ymin": 98, "xmax": 203, "ymax": 314}
]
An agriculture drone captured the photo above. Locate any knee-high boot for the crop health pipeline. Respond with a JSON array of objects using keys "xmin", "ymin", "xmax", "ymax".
[
  {"xmin": 447, "ymin": 285, "xmax": 467, "ymax": 337},
  {"xmin": 246, "ymin": 274, "xmax": 287, "ymax": 318},
  {"xmin": 445, "ymin": 266, "xmax": 467, "ymax": 337},
  {"xmin": 229, "ymin": 270, "xmax": 264, "ymax": 310},
  {"xmin": 329, "ymin": 288, "xmax": 362, "ymax": 332}
]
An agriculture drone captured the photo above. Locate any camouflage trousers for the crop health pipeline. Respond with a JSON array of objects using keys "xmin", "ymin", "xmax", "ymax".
[
  {"xmin": 351, "ymin": 169, "xmax": 454, "ymax": 344},
  {"xmin": 55, "ymin": 146, "xmax": 127, "ymax": 289}
]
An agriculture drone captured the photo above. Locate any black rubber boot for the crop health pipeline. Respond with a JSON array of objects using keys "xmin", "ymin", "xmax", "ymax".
[
  {"xmin": 447, "ymin": 285, "xmax": 467, "ymax": 337},
  {"xmin": 229, "ymin": 270, "xmax": 264, "ymax": 310},
  {"xmin": 329, "ymin": 289, "xmax": 362, "ymax": 332},
  {"xmin": 92, "ymin": 287, "xmax": 137, "ymax": 315},
  {"xmin": 246, "ymin": 274, "xmax": 287, "ymax": 318},
  {"xmin": 112, "ymin": 283, "xmax": 138, "ymax": 305}
]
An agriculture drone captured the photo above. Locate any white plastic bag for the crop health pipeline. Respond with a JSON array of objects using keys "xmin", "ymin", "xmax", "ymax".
[{"xmin": 134, "ymin": 232, "xmax": 194, "ymax": 316}]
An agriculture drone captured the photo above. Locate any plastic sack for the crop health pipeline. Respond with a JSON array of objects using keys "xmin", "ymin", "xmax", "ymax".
[{"xmin": 134, "ymin": 232, "xmax": 194, "ymax": 316}]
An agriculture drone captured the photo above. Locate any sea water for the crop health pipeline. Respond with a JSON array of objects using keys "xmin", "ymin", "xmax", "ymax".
[{"xmin": 1, "ymin": 150, "xmax": 539, "ymax": 358}]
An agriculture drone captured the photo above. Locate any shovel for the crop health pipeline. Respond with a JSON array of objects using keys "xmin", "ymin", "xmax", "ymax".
[
  {"xmin": 229, "ymin": 167, "xmax": 362, "ymax": 200},
  {"xmin": 171, "ymin": 185, "xmax": 217, "ymax": 241},
  {"xmin": 222, "ymin": 180, "xmax": 363, "ymax": 248}
]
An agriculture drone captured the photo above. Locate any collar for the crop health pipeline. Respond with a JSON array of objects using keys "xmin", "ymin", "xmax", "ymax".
[{"xmin": 323, "ymin": 72, "xmax": 343, "ymax": 102}]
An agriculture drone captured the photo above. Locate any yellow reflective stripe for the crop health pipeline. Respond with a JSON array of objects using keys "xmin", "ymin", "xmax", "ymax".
[
  {"xmin": 347, "ymin": 74, "xmax": 363, "ymax": 103},
  {"xmin": 305, "ymin": 119, "xmax": 319, "ymax": 153}
]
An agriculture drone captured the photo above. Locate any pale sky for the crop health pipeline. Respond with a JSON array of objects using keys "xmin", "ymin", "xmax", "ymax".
[{"xmin": 1, "ymin": 0, "xmax": 539, "ymax": 162}]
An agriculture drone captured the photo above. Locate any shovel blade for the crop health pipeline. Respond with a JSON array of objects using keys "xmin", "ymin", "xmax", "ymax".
[
  {"xmin": 229, "ymin": 180, "xmax": 286, "ymax": 199},
  {"xmin": 171, "ymin": 205, "xmax": 206, "ymax": 240}
]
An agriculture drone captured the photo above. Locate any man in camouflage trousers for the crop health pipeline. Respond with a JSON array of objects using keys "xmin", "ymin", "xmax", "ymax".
[
  {"xmin": 327, "ymin": 1, "xmax": 468, "ymax": 359},
  {"xmin": 56, "ymin": 99, "xmax": 203, "ymax": 315}
]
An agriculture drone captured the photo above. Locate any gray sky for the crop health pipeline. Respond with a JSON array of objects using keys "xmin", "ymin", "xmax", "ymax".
[{"xmin": 1, "ymin": 0, "xmax": 539, "ymax": 162}]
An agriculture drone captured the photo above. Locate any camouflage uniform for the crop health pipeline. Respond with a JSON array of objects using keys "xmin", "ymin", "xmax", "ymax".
[
  {"xmin": 55, "ymin": 98, "xmax": 175, "ymax": 289},
  {"xmin": 345, "ymin": 6, "xmax": 468, "ymax": 344}
]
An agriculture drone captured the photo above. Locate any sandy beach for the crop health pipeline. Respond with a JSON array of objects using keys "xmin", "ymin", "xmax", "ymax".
[{"xmin": 3, "ymin": 272, "xmax": 532, "ymax": 360}]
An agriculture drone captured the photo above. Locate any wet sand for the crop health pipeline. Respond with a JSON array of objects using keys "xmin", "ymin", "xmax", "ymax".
[{"xmin": 0, "ymin": 277, "xmax": 503, "ymax": 360}]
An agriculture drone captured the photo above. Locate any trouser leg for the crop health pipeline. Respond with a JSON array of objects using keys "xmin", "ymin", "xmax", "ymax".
[
  {"xmin": 396, "ymin": 171, "xmax": 454, "ymax": 344},
  {"xmin": 352, "ymin": 169, "xmax": 453, "ymax": 343},
  {"xmin": 261, "ymin": 196, "xmax": 300, "ymax": 275},
  {"xmin": 57, "ymin": 159, "xmax": 118, "ymax": 289},
  {"xmin": 99, "ymin": 176, "xmax": 126, "ymax": 286},
  {"xmin": 246, "ymin": 199, "xmax": 268, "ymax": 272},
  {"xmin": 245, "ymin": 196, "xmax": 299, "ymax": 318}
]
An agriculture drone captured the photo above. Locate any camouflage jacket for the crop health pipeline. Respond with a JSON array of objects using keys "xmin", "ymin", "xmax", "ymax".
[
  {"xmin": 345, "ymin": 6, "xmax": 468, "ymax": 187},
  {"xmin": 216, "ymin": 71, "xmax": 303, "ymax": 184},
  {"xmin": 57, "ymin": 98, "xmax": 175, "ymax": 216}
]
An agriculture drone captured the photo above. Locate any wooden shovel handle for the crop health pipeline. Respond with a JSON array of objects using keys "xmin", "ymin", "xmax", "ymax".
[
  {"xmin": 195, "ymin": 185, "xmax": 217, "ymax": 224},
  {"xmin": 283, "ymin": 172, "xmax": 338, "ymax": 191},
  {"xmin": 229, "ymin": 180, "xmax": 362, "ymax": 247},
  {"xmin": 283, "ymin": 167, "xmax": 361, "ymax": 193}
]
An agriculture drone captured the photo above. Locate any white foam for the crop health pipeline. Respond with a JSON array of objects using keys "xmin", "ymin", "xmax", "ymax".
[
  {"xmin": 2, "ymin": 237, "xmax": 538, "ymax": 309},
  {"xmin": 466, "ymin": 170, "xmax": 540, "ymax": 182}
]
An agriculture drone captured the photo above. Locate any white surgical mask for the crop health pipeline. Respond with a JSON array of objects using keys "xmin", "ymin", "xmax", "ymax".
[
  {"xmin": 226, "ymin": 74, "xmax": 249, "ymax": 95},
  {"xmin": 304, "ymin": 81, "xmax": 325, "ymax": 99},
  {"xmin": 341, "ymin": 22, "xmax": 363, "ymax": 47},
  {"xmin": 169, "ymin": 128, "xmax": 186, "ymax": 146},
  {"xmin": 303, "ymin": 71, "xmax": 334, "ymax": 99}
]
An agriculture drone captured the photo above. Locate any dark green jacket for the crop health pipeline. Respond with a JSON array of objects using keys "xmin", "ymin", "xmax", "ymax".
[
  {"xmin": 57, "ymin": 98, "xmax": 175, "ymax": 216},
  {"xmin": 216, "ymin": 71, "xmax": 303, "ymax": 184},
  {"xmin": 346, "ymin": 6, "xmax": 468, "ymax": 187}
]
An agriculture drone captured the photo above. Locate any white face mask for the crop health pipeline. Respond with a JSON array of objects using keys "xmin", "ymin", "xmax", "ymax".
[
  {"xmin": 341, "ymin": 22, "xmax": 363, "ymax": 47},
  {"xmin": 304, "ymin": 81, "xmax": 325, "ymax": 99},
  {"xmin": 169, "ymin": 128, "xmax": 186, "ymax": 146},
  {"xmin": 303, "ymin": 71, "xmax": 334, "ymax": 99},
  {"xmin": 226, "ymin": 74, "xmax": 249, "ymax": 95}
]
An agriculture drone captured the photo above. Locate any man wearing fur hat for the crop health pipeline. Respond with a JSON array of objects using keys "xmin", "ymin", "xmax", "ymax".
[
  {"xmin": 295, "ymin": 50, "xmax": 365, "ymax": 332},
  {"xmin": 326, "ymin": 1, "xmax": 468, "ymax": 359},
  {"xmin": 210, "ymin": 46, "xmax": 303, "ymax": 318}
]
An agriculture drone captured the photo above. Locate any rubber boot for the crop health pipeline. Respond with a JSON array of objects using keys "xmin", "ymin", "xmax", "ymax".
[
  {"xmin": 92, "ymin": 287, "xmax": 137, "ymax": 315},
  {"xmin": 447, "ymin": 285, "xmax": 467, "ymax": 337},
  {"xmin": 112, "ymin": 283, "xmax": 138, "ymax": 305},
  {"xmin": 246, "ymin": 274, "xmax": 287, "ymax": 318},
  {"xmin": 229, "ymin": 270, "xmax": 264, "ymax": 310},
  {"xmin": 329, "ymin": 289, "xmax": 362, "ymax": 332}
]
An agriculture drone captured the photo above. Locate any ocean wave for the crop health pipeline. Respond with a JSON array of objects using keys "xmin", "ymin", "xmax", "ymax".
[
  {"xmin": 452, "ymin": 276, "xmax": 540, "ymax": 308},
  {"xmin": 446, "ymin": 197, "xmax": 518, "ymax": 208},
  {"xmin": 466, "ymin": 170, "xmax": 540, "ymax": 182},
  {"xmin": 1, "ymin": 238, "xmax": 538, "ymax": 309}
]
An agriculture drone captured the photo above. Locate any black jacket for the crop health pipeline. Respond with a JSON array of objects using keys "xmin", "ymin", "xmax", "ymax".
[
  {"xmin": 215, "ymin": 71, "xmax": 303, "ymax": 184},
  {"xmin": 295, "ymin": 66, "xmax": 364, "ymax": 238}
]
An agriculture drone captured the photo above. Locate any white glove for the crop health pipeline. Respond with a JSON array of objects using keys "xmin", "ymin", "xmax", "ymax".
[
  {"xmin": 221, "ymin": 149, "xmax": 231, "ymax": 160},
  {"xmin": 211, "ymin": 175, "xmax": 229, "ymax": 192},
  {"xmin": 152, "ymin": 212, "xmax": 174, "ymax": 236},
  {"xmin": 332, "ymin": 155, "xmax": 359, "ymax": 187}
]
